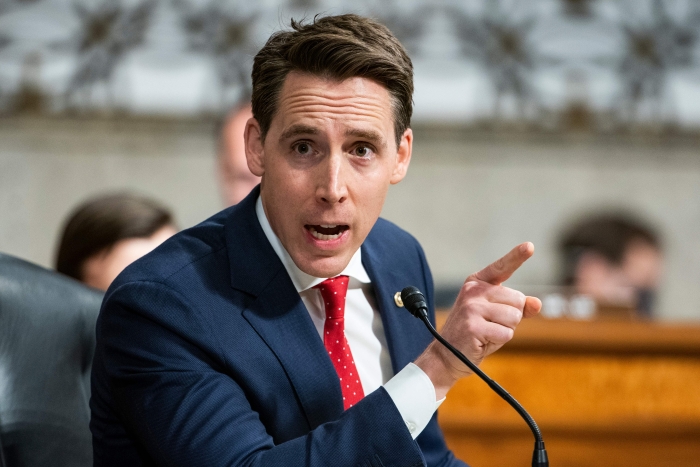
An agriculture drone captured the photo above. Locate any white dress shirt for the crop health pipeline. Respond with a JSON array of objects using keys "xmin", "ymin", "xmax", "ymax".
[{"xmin": 255, "ymin": 197, "xmax": 443, "ymax": 439}]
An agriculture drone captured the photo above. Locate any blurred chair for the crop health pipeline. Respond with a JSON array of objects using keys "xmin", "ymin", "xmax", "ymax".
[{"xmin": 0, "ymin": 253, "xmax": 102, "ymax": 467}]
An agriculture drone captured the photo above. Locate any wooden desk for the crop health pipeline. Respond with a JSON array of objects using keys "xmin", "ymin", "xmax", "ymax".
[{"xmin": 435, "ymin": 314, "xmax": 700, "ymax": 467}]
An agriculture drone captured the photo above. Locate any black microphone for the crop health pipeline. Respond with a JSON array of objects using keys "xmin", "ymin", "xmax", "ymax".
[{"xmin": 401, "ymin": 286, "xmax": 549, "ymax": 467}]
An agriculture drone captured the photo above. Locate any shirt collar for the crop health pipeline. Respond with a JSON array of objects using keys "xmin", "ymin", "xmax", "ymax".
[{"xmin": 255, "ymin": 196, "xmax": 371, "ymax": 292}]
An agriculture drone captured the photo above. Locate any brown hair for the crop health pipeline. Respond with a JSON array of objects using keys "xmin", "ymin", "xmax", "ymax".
[
  {"xmin": 251, "ymin": 14, "xmax": 413, "ymax": 147},
  {"xmin": 55, "ymin": 193, "xmax": 175, "ymax": 281}
]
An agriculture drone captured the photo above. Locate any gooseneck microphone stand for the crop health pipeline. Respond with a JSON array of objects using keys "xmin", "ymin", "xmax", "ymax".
[{"xmin": 401, "ymin": 286, "xmax": 549, "ymax": 467}]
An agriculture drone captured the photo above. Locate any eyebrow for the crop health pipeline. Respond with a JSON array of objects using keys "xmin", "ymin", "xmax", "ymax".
[
  {"xmin": 345, "ymin": 128, "xmax": 386, "ymax": 148},
  {"xmin": 278, "ymin": 124, "xmax": 387, "ymax": 148},
  {"xmin": 279, "ymin": 124, "xmax": 319, "ymax": 141}
]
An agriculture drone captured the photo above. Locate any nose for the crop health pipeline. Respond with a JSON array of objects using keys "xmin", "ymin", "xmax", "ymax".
[{"xmin": 316, "ymin": 152, "xmax": 348, "ymax": 205}]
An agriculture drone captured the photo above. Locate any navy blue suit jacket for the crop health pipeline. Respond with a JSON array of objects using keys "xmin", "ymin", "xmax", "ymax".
[{"xmin": 90, "ymin": 187, "xmax": 467, "ymax": 467}]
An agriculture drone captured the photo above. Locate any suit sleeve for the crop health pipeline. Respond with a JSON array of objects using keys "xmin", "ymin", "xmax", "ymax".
[
  {"xmin": 413, "ymin": 242, "xmax": 470, "ymax": 467},
  {"xmin": 96, "ymin": 280, "xmax": 428, "ymax": 467}
]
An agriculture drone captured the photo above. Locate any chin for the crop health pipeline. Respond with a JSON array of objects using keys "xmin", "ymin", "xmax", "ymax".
[{"xmin": 298, "ymin": 255, "xmax": 350, "ymax": 279}]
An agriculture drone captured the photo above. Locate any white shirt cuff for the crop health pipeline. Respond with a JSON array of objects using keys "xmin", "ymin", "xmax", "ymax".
[{"xmin": 383, "ymin": 362, "xmax": 445, "ymax": 439}]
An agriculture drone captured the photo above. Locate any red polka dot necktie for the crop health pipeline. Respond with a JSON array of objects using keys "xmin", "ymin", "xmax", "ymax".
[{"xmin": 315, "ymin": 275, "xmax": 364, "ymax": 410}]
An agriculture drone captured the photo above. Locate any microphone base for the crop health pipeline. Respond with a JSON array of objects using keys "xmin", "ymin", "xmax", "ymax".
[{"xmin": 532, "ymin": 440, "xmax": 549, "ymax": 467}]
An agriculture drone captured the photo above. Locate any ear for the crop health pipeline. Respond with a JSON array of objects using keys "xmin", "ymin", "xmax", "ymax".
[
  {"xmin": 390, "ymin": 128, "xmax": 412, "ymax": 184},
  {"xmin": 245, "ymin": 117, "xmax": 265, "ymax": 177}
]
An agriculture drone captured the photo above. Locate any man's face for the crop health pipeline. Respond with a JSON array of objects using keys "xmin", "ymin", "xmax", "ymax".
[
  {"xmin": 82, "ymin": 225, "xmax": 177, "ymax": 291},
  {"xmin": 218, "ymin": 104, "xmax": 262, "ymax": 206},
  {"xmin": 245, "ymin": 72, "xmax": 412, "ymax": 277}
]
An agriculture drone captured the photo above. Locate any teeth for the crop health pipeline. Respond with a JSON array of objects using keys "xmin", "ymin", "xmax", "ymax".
[
  {"xmin": 310, "ymin": 227, "xmax": 342, "ymax": 241},
  {"xmin": 320, "ymin": 224, "xmax": 337, "ymax": 228}
]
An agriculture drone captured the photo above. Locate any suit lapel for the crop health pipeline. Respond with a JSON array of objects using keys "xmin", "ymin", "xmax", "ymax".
[
  {"xmin": 225, "ymin": 188, "xmax": 344, "ymax": 429},
  {"xmin": 241, "ymin": 272, "xmax": 344, "ymax": 429},
  {"xmin": 362, "ymin": 232, "xmax": 424, "ymax": 374}
]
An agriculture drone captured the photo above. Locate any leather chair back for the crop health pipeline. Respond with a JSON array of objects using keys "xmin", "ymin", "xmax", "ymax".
[{"xmin": 0, "ymin": 253, "xmax": 103, "ymax": 467}]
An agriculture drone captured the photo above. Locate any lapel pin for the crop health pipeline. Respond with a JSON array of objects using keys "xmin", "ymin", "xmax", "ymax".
[{"xmin": 394, "ymin": 292, "xmax": 404, "ymax": 307}]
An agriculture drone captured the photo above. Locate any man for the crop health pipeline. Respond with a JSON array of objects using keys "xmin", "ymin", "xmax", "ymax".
[
  {"xmin": 90, "ymin": 15, "xmax": 541, "ymax": 466},
  {"xmin": 558, "ymin": 213, "xmax": 662, "ymax": 317},
  {"xmin": 217, "ymin": 102, "xmax": 262, "ymax": 206}
]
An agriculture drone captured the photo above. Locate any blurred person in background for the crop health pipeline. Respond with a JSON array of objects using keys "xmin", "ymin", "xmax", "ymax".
[
  {"xmin": 55, "ymin": 193, "xmax": 177, "ymax": 291},
  {"xmin": 558, "ymin": 213, "xmax": 663, "ymax": 318},
  {"xmin": 217, "ymin": 102, "xmax": 261, "ymax": 205}
]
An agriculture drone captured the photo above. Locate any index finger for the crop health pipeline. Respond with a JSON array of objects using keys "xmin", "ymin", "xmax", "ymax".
[{"xmin": 468, "ymin": 242, "xmax": 534, "ymax": 285}]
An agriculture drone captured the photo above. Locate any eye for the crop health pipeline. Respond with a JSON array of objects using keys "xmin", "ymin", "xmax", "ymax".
[
  {"xmin": 294, "ymin": 142, "xmax": 312, "ymax": 155},
  {"xmin": 354, "ymin": 145, "xmax": 373, "ymax": 158}
]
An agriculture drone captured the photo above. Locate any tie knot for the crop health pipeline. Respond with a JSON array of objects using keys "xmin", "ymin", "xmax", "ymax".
[{"xmin": 314, "ymin": 275, "xmax": 349, "ymax": 320}]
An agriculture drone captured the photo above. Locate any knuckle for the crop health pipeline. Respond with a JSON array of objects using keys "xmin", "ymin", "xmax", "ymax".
[
  {"xmin": 503, "ymin": 327, "xmax": 515, "ymax": 342},
  {"xmin": 513, "ymin": 307, "xmax": 523, "ymax": 321},
  {"xmin": 491, "ymin": 326, "xmax": 513, "ymax": 344},
  {"xmin": 474, "ymin": 300, "xmax": 491, "ymax": 317},
  {"xmin": 497, "ymin": 306, "xmax": 521, "ymax": 327},
  {"xmin": 462, "ymin": 280, "xmax": 480, "ymax": 295},
  {"xmin": 464, "ymin": 318, "xmax": 482, "ymax": 336}
]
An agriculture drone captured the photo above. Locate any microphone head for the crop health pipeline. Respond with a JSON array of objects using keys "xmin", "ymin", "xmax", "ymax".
[{"xmin": 401, "ymin": 286, "xmax": 428, "ymax": 319}]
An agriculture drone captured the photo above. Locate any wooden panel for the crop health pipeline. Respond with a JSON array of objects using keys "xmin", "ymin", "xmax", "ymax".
[{"xmin": 435, "ymin": 314, "xmax": 700, "ymax": 467}]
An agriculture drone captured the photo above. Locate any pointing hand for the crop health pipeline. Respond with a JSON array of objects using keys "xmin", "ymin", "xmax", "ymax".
[{"xmin": 415, "ymin": 243, "xmax": 542, "ymax": 399}]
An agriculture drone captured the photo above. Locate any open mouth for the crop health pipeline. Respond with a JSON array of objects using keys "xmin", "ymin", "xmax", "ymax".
[{"xmin": 305, "ymin": 224, "xmax": 349, "ymax": 241}]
